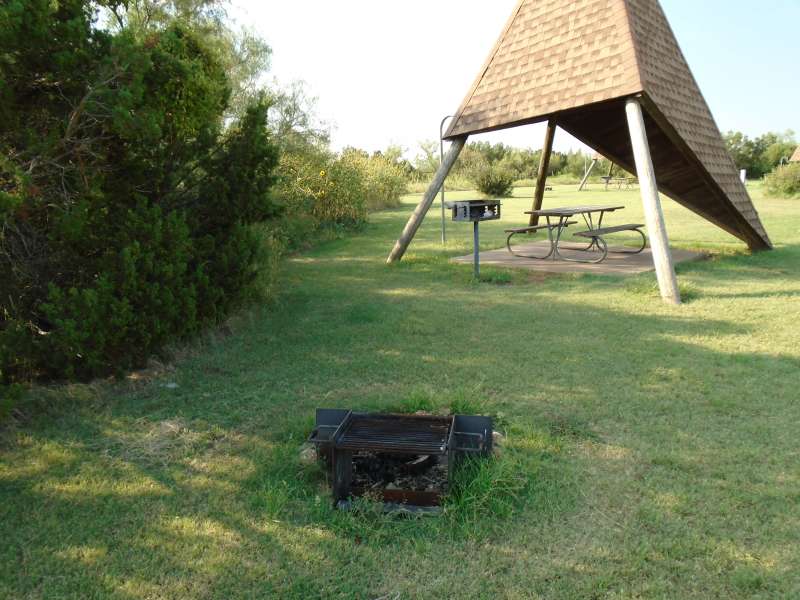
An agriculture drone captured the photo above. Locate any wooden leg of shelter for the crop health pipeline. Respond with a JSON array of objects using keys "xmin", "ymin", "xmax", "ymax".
[
  {"xmin": 625, "ymin": 97, "xmax": 681, "ymax": 305},
  {"xmin": 387, "ymin": 136, "xmax": 467, "ymax": 263},
  {"xmin": 577, "ymin": 158, "xmax": 598, "ymax": 192},
  {"xmin": 604, "ymin": 162, "xmax": 614, "ymax": 190},
  {"xmin": 529, "ymin": 119, "xmax": 556, "ymax": 226}
]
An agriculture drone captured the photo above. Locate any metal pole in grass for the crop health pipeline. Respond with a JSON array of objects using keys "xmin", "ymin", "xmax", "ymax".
[
  {"xmin": 473, "ymin": 220, "xmax": 480, "ymax": 280},
  {"xmin": 440, "ymin": 115, "xmax": 454, "ymax": 245}
]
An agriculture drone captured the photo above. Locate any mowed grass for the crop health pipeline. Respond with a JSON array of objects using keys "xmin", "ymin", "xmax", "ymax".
[{"xmin": 2, "ymin": 182, "xmax": 800, "ymax": 599}]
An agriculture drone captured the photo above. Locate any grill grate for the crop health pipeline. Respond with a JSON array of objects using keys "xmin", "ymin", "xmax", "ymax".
[{"xmin": 336, "ymin": 414, "xmax": 451, "ymax": 454}]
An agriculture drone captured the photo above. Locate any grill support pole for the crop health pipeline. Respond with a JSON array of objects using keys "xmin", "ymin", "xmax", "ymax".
[
  {"xmin": 529, "ymin": 119, "xmax": 556, "ymax": 226},
  {"xmin": 625, "ymin": 97, "xmax": 681, "ymax": 305},
  {"xmin": 387, "ymin": 136, "xmax": 468, "ymax": 263},
  {"xmin": 473, "ymin": 220, "xmax": 480, "ymax": 280}
]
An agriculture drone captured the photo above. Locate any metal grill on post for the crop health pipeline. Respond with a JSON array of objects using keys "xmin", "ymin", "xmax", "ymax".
[{"xmin": 444, "ymin": 200, "xmax": 501, "ymax": 279}]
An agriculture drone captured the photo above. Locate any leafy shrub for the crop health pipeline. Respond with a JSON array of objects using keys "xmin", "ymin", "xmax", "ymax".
[
  {"xmin": 274, "ymin": 147, "xmax": 366, "ymax": 245},
  {"xmin": 319, "ymin": 154, "xmax": 368, "ymax": 226},
  {"xmin": 274, "ymin": 146, "xmax": 406, "ymax": 248},
  {"xmin": 0, "ymin": 6, "xmax": 280, "ymax": 382},
  {"xmin": 473, "ymin": 164, "xmax": 515, "ymax": 197},
  {"xmin": 272, "ymin": 151, "xmax": 324, "ymax": 250},
  {"xmin": 764, "ymin": 163, "xmax": 800, "ymax": 198},
  {"xmin": 341, "ymin": 150, "xmax": 407, "ymax": 211}
]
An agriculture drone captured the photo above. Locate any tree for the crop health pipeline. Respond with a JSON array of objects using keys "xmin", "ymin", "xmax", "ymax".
[
  {"xmin": 761, "ymin": 131, "xmax": 797, "ymax": 170},
  {"xmin": 414, "ymin": 140, "xmax": 441, "ymax": 176},
  {"xmin": 99, "ymin": 0, "xmax": 272, "ymax": 119},
  {"xmin": 380, "ymin": 144, "xmax": 405, "ymax": 164},
  {"xmin": 1, "ymin": 0, "xmax": 281, "ymax": 381},
  {"xmin": 724, "ymin": 130, "xmax": 797, "ymax": 178},
  {"xmin": 268, "ymin": 80, "xmax": 330, "ymax": 151},
  {"xmin": 100, "ymin": 0, "xmax": 227, "ymax": 33}
]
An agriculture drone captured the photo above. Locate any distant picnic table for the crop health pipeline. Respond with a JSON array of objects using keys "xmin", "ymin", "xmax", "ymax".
[{"xmin": 600, "ymin": 176, "xmax": 637, "ymax": 191}]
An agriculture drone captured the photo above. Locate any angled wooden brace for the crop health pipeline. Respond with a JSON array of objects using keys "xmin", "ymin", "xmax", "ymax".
[{"xmin": 387, "ymin": 136, "xmax": 468, "ymax": 263}]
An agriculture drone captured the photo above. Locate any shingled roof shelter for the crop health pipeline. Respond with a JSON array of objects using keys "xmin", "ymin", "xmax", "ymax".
[
  {"xmin": 790, "ymin": 147, "xmax": 800, "ymax": 163},
  {"xmin": 387, "ymin": 0, "xmax": 771, "ymax": 304}
]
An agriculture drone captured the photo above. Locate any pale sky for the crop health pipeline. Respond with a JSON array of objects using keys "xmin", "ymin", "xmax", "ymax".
[{"xmin": 229, "ymin": 0, "xmax": 800, "ymax": 157}]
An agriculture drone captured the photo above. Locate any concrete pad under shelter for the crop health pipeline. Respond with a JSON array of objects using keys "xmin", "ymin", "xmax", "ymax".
[{"xmin": 452, "ymin": 241, "xmax": 705, "ymax": 276}]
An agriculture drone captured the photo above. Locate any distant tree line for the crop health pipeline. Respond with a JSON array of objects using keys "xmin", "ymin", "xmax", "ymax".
[
  {"xmin": 723, "ymin": 130, "xmax": 796, "ymax": 179},
  {"xmin": 408, "ymin": 140, "xmax": 628, "ymax": 193},
  {"xmin": 406, "ymin": 130, "xmax": 798, "ymax": 193},
  {"xmin": 301, "ymin": 138, "xmax": 636, "ymax": 197}
]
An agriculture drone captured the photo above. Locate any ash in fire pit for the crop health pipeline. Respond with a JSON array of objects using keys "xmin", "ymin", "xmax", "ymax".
[
  {"xmin": 352, "ymin": 452, "xmax": 449, "ymax": 496},
  {"xmin": 308, "ymin": 409, "xmax": 492, "ymax": 510}
]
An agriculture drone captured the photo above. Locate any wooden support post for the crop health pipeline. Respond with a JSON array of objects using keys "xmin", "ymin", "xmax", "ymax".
[
  {"xmin": 577, "ymin": 158, "xmax": 598, "ymax": 192},
  {"xmin": 625, "ymin": 97, "xmax": 681, "ymax": 305},
  {"xmin": 387, "ymin": 136, "xmax": 467, "ymax": 263},
  {"xmin": 529, "ymin": 119, "xmax": 556, "ymax": 226},
  {"xmin": 604, "ymin": 161, "xmax": 614, "ymax": 191}
]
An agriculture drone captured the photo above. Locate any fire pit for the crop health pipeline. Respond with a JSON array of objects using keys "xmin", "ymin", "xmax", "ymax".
[{"xmin": 309, "ymin": 409, "xmax": 493, "ymax": 510}]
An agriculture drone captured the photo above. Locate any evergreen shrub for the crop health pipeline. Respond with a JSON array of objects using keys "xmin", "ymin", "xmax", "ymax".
[{"xmin": 0, "ymin": 3, "xmax": 280, "ymax": 381}]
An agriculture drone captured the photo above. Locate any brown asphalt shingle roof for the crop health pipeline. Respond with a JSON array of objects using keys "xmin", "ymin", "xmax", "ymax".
[{"xmin": 444, "ymin": 0, "xmax": 770, "ymax": 249}]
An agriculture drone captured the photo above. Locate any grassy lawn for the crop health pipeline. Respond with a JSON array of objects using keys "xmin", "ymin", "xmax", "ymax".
[{"xmin": 2, "ymin": 182, "xmax": 799, "ymax": 599}]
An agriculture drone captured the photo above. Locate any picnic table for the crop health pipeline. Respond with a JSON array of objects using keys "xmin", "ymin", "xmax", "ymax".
[
  {"xmin": 504, "ymin": 205, "xmax": 646, "ymax": 264},
  {"xmin": 600, "ymin": 176, "xmax": 637, "ymax": 191}
]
